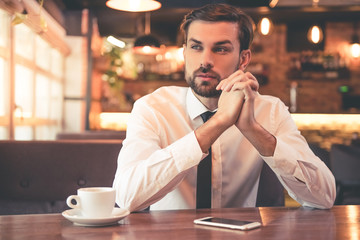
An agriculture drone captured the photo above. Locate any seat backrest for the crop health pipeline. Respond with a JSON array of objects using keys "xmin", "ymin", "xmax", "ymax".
[
  {"xmin": 0, "ymin": 140, "xmax": 122, "ymax": 215},
  {"xmin": 256, "ymin": 161, "xmax": 284, "ymax": 207},
  {"xmin": 330, "ymin": 144, "xmax": 360, "ymax": 185},
  {"xmin": 56, "ymin": 130, "xmax": 126, "ymax": 140},
  {"xmin": 309, "ymin": 144, "xmax": 331, "ymax": 169}
]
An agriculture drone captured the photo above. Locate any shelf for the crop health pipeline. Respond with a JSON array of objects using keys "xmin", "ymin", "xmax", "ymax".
[{"xmin": 287, "ymin": 68, "xmax": 351, "ymax": 81}]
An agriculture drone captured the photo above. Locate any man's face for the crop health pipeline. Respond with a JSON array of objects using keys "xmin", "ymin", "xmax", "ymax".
[{"xmin": 183, "ymin": 20, "xmax": 242, "ymax": 98}]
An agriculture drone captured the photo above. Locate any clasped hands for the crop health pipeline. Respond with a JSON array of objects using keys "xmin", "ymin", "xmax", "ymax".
[
  {"xmin": 215, "ymin": 70, "xmax": 259, "ymax": 132},
  {"xmin": 195, "ymin": 70, "xmax": 272, "ymax": 155}
]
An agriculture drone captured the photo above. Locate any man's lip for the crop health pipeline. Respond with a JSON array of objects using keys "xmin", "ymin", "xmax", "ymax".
[{"xmin": 196, "ymin": 74, "xmax": 216, "ymax": 79}]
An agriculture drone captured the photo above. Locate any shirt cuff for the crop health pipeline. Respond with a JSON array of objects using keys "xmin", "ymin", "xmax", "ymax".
[{"xmin": 168, "ymin": 131, "xmax": 207, "ymax": 172}]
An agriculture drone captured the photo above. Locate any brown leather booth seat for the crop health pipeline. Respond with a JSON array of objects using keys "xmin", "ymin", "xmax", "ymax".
[
  {"xmin": 0, "ymin": 140, "xmax": 122, "ymax": 215},
  {"xmin": 56, "ymin": 130, "xmax": 126, "ymax": 140}
]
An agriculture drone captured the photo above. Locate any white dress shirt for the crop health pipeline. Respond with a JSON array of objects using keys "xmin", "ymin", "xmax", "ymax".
[{"xmin": 113, "ymin": 86, "xmax": 336, "ymax": 212}]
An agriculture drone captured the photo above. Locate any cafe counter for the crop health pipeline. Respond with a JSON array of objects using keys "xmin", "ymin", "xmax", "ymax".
[{"xmin": 97, "ymin": 112, "xmax": 360, "ymax": 150}]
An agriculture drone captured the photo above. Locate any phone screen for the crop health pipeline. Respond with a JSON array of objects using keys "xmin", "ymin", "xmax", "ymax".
[
  {"xmin": 202, "ymin": 217, "xmax": 253, "ymax": 226},
  {"xmin": 194, "ymin": 217, "xmax": 262, "ymax": 230}
]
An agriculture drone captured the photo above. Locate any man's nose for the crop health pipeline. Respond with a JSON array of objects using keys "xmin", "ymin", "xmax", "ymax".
[{"xmin": 200, "ymin": 50, "xmax": 214, "ymax": 71}]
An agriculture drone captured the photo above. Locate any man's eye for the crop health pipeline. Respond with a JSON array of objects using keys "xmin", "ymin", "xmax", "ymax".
[
  {"xmin": 214, "ymin": 47, "xmax": 229, "ymax": 53},
  {"xmin": 191, "ymin": 45, "xmax": 202, "ymax": 50}
]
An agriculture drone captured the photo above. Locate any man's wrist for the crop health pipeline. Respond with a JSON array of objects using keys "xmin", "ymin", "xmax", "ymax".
[{"xmin": 195, "ymin": 113, "xmax": 234, "ymax": 153}]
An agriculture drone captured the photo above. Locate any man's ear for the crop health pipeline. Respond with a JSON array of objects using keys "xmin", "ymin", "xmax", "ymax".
[
  {"xmin": 183, "ymin": 44, "xmax": 186, "ymax": 60},
  {"xmin": 238, "ymin": 49, "xmax": 251, "ymax": 71}
]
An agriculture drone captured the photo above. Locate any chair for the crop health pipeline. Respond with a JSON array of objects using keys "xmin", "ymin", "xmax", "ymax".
[
  {"xmin": 309, "ymin": 144, "xmax": 331, "ymax": 169},
  {"xmin": 56, "ymin": 130, "xmax": 126, "ymax": 140},
  {"xmin": 330, "ymin": 144, "xmax": 360, "ymax": 205},
  {"xmin": 256, "ymin": 162, "xmax": 284, "ymax": 207},
  {"xmin": 0, "ymin": 140, "xmax": 122, "ymax": 215}
]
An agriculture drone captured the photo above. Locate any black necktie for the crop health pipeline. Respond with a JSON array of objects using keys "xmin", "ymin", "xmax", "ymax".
[{"xmin": 196, "ymin": 111, "xmax": 215, "ymax": 209}]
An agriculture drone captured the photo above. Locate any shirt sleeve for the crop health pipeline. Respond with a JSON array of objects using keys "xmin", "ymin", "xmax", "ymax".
[
  {"xmin": 112, "ymin": 101, "xmax": 205, "ymax": 212},
  {"xmin": 261, "ymin": 100, "xmax": 336, "ymax": 209}
]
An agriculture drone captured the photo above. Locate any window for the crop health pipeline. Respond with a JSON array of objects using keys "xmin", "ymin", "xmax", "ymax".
[
  {"xmin": 35, "ymin": 74, "xmax": 50, "ymax": 119},
  {"xmin": 51, "ymin": 49, "xmax": 63, "ymax": 77},
  {"xmin": 0, "ymin": 6, "xmax": 67, "ymax": 140},
  {"xmin": 0, "ymin": 9, "xmax": 9, "ymax": 140},
  {"xmin": 14, "ymin": 24, "xmax": 34, "ymax": 61},
  {"xmin": 50, "ymin": 80, "xmax": 63, "ymax": 121},
  {"xmin": 15, "ymin": 64, "xmax": 34, "ymax": 118},
  {"xmin": 15, "ymin": 126, "xmax": 33, "ymax": 140},
  {"xmin": 0, "ymin": 9, "xmax": 9, "ymax": 48},
  {"xmin": 36, "ymin": 36, "xmax": 51, "ymax": 71},
  {"xmin": 0, "ymin": 58, "xmax": 6, "ymax": 116},
  {"xmin": 0, "ymin": 127, "xmax": 7, "ymax": 140}
]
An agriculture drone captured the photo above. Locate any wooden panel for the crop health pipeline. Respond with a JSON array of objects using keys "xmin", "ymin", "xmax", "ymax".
[{"xmin": 0, "ymin": 206, "xmax": 359, "ymax": 239}]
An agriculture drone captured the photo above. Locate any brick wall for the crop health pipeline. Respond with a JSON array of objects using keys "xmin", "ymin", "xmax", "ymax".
[{"xmin": 255, "ymin": 22, "xmax": 360, "ymax": 113}]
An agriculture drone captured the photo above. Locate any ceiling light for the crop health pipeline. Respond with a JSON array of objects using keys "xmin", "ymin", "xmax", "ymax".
[
  {"xmin": 107, "ymin": 36, "xmax": 126, "ymax": 48},
  {"xmin": 132, "ymin": 12, "xmax": 161, "ymax": 55},
  {"xmin": 11, "ymin": 9, "xmax": 28, "ymax": 25},
  {"xmin": 350, "ymin": 23, "xmax": 360, "ymax": 58},
  {"xmin": 106, "ymin": 0, "xmax": 161, "ymax": 12},
  {"xmin": 350, "ymin": 38, "xmax": 360, "ymax": 58},
  {"xmin": 307, "ymin": 25, "xmax": 323, "ymax": 44},
  {"xmin": 258, "ymin": 17, "xmax": 273, "ymax": 36},
  {"xmin": 133, "ymin": 34, "xmax": 160, "ymax": 55},
  {"xmin": 312, "ymin": 0, "xmax": 319, "ymax": 7},
  {"xmin": 269, "ymin": 0, "xmax": 278, "ymax": 8}
]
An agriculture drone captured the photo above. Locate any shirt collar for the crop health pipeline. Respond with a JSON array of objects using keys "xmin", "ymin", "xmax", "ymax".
[{"xmin": 186, "ymin": 88, "xmax": 214, "ymax": 120}]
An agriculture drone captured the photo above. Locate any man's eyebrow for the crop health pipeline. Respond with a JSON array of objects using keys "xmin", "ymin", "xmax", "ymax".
[
  {"xmin": 214, "ymin": 40, "xmax": 232, "ymax": 45},
  {"xmin": 188, "ymin": 38, "xmax": 202, "ymax": 44},
  {"xmin": 188, "ymin": 38, "xmax": 233, "ymax": 46}
]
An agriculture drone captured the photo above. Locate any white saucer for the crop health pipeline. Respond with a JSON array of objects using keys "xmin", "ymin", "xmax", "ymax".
[{"xmin": 62, "ymin": 207, "xmax": 130, "ymax": 227}]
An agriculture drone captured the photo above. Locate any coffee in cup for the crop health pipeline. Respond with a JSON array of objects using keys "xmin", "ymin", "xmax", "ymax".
[{"xmin": 66, "ymin": 187, "xmax": 116, "ymax": 218}]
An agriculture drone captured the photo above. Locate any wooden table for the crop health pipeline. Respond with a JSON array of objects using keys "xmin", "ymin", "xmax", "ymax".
[{"xmin": 1, "ymin": 205, "xmax": 360, "ymax": 239}]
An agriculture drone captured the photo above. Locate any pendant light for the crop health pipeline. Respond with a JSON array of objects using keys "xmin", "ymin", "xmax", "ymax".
[
  {"xmin": 133, "ymin": 35, "xmax": 160, "ymax": 54},
  {"xmin": 11, "ymin": 9, "xmax": 28, "ymax": 26},
  {"xmin": 307, "ymin": 0, "xmax": 323, "ymax": 44},
  {"xmin": 350, "ymin": 22, "xmax": 360, "ymax": 58},
  {"xmin": 350, "ymin": 37, "xmax": 360, "ymax": 58},
  {"xmin": 11, "ymin": 0, "xmax": 27, "ymax": 26},
  {"xmin": 307, "ymin": 25, "xmax": 323, "ymax": 44},
  {"xmin": 258, "ymin": 17, "xmax": 273, "ymax": 36},
  {"xmin": 106, "ymin": 0, "xmax": 161, "ymax": 12},
  {"xmin": 133, "ymin": 12, "xmax": 161, "ymax": 55},
  {"xmin": 269, "ymin": 0, "xmax": 278, "ymax": 8}
]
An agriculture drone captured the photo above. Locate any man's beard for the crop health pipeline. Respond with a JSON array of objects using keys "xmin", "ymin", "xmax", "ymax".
[
  {"xmin": 185, "ymin": 67, "xmax": 222, "ymax": 98},
  {"xmin": 185, "ymin": 59, "xmax": 241, "ymax": 98}
]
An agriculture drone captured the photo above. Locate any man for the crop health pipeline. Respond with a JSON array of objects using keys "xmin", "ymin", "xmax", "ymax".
[{"xmin": 113, "ymin": 4, "xmax": 336, "ymax": 212}]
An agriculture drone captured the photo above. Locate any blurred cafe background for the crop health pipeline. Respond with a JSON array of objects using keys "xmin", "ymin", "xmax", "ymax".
[{"xmin": 0, "ymin": 0, "xmax": 360, "ymax": 206}]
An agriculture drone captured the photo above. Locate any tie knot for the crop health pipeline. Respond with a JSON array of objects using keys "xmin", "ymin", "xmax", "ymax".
[{"xmin": 200, "ymin": 111, "xmax": 215, "ymax": 123}]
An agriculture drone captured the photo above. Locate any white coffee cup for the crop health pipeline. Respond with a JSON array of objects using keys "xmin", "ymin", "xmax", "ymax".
[{"xmin": 66, "ymin": 187, "xmax": 116, "ymax": 218}]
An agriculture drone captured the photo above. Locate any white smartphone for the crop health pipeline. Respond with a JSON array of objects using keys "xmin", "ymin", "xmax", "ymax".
[{"xmin": 194, "ymin": 216, "xmax": 261, "ymax": 230}]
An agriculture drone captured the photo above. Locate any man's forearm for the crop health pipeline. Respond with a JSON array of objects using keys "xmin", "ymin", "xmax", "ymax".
[
  {"xmin": 195, "ymin": 114, "xmax": 231, "ymax": 153},
  {"xmin": 238, "ymin": 121, "xmax": 276, "ymax": 156}
]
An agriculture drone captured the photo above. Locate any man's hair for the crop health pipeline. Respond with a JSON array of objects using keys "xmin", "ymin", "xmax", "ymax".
[{"xmin": 180, "ymin": 3, "xmax": 254, "ymax": 52}]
